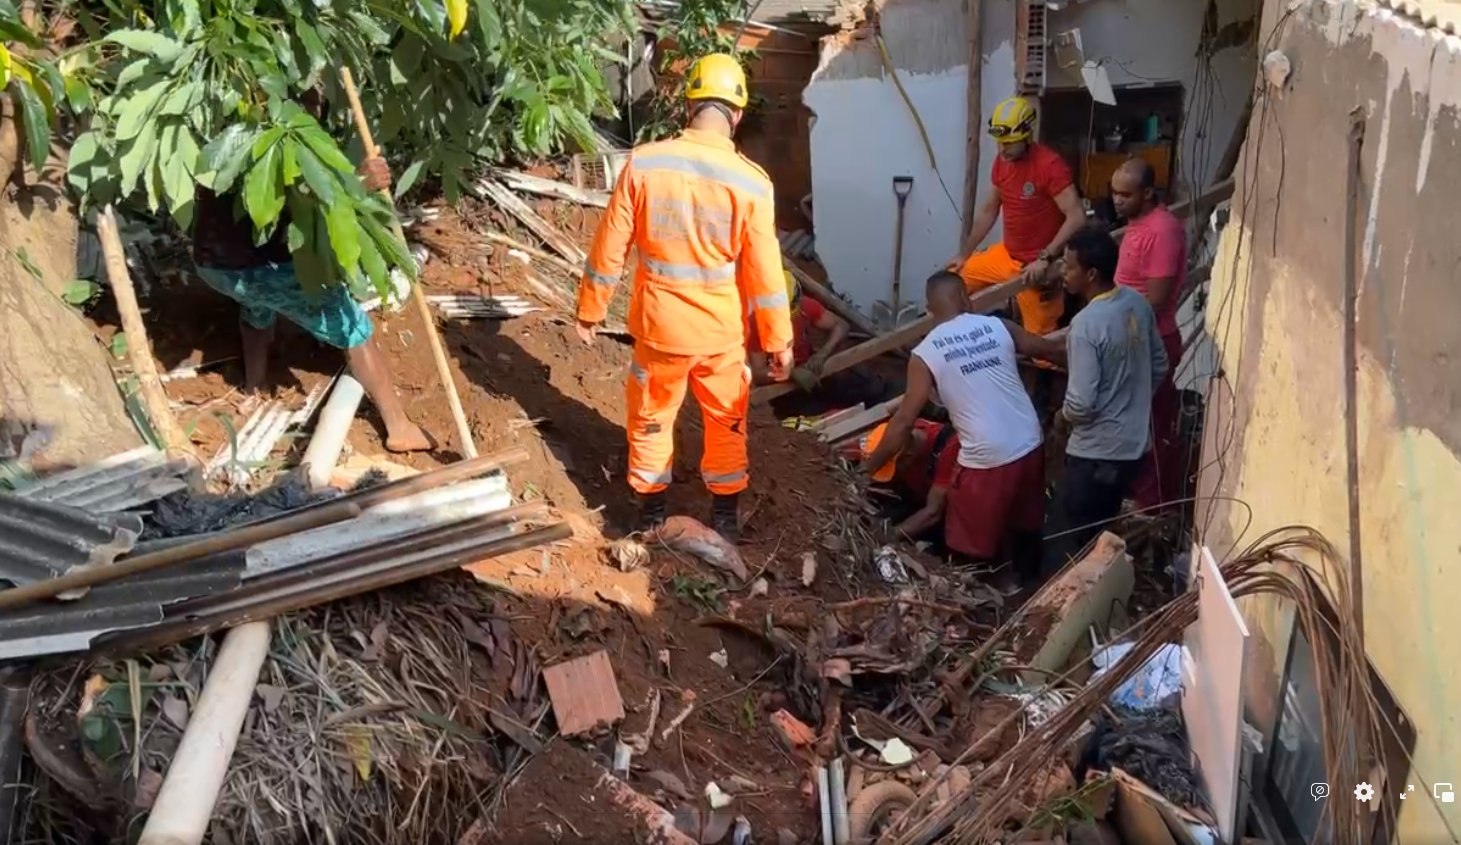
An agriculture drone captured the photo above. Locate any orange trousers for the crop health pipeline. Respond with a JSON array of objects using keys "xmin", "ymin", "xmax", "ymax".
[
  {"xmin": 626, "ymin": 343, "xmax": 751, "ymax": 496},
  {"xmin": 958, "ymin": 241, "xmax": 1064, "ymax": 335}
]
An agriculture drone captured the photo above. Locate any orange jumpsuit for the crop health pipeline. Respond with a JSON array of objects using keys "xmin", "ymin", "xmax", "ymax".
[{"xmin": 577, "ymin": 129, "xmax": 794, "ymax": 496}]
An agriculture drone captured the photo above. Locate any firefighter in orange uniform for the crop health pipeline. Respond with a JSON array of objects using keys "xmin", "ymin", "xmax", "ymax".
[{"xmin": 575, "ymin": 53, "xmax": 795, "ymax": 541}]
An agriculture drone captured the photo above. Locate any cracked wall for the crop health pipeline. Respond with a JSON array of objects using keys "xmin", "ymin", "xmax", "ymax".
[{"xmin": 1199, "ymin": 2, "xmax": 1461, "ymax": 840}]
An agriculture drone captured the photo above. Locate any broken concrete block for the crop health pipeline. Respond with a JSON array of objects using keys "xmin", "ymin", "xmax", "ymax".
[
  {"xmin": 1013, "ymin": 531, "xmax": 1134, "ymax": 683},
  {"xmin": 543, "ymin": 650, "xmax": 625, "ymax": 737}
]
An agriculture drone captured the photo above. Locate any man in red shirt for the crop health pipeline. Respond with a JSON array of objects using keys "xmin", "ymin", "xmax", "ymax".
[
  {"xmin": 952, "ymin": 96, "xmax": 1087, "ymax": 335},
  {"xmin": 1111, "ymin": 159, "xmax": 1186, "ymax": 508},
  {"xmin": 748, "ymin": 270, "xmax": 850, "ymax": 384},
  {"xmin": 859, "ymin": 419, "xmax": 961, "ymax": 540}
]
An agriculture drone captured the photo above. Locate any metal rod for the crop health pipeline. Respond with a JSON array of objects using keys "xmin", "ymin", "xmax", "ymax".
[
  {"xmin": 0, "ymin": 501, "xmax": 362, "ymax": 611},
  {"xmin": 98, "ymin": 520, "xmax": 570, "ymax": 655},
  {"xmin": 244, "ymin": 446, "xmax": 530, "ymax": 527}
]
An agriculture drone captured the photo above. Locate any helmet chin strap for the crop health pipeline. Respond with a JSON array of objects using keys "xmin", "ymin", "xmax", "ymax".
[{"xmin": 689, "ymin": 100, "xmax": 738, "ymax": 126}]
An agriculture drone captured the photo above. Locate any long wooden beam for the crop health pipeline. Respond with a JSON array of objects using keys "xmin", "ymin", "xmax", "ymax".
[
  {"xmin": 785, "ymin": 261, "xmax": 881, "ymax": 339},
  {"xmin": 753, "ymin": 178, "xmax": 1236, "ymax": 406},
  {"xmin": 753, "ymin": 278, "xmax": 1023, "ymax": 404}
]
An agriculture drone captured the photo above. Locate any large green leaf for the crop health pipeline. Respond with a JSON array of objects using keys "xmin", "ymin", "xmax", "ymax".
[
  {"xmin": 294, "ymin": 143, "xmax": 337, "ymax": 203},
  {"xmin": 116, "ymin": 120, "xmax": 159, "ymax": 196},
  {"xmin": 296, "ymin": 124, "xmax": 354, "ymax": 174},
  {"xmin": 12, "ymin": 80, "xmax": 51, "ymax": 173},
  {"xmin": 322, "ymin": 198, "xmax": 361, "ymax": 278},
  {"xmin": 199, "ymin": 124, "xmax": 259, "ymax": 193},
  {"xmin": 113, "ymin": 77, "xmax": 169, "ymax": 141},
  {"xmin": 158, "ymin": 81, "xmax": 200, "ymax": 116},
  {"xmin": 105, "ymin": 30, "xmax": 184, "ymax": 64},
  {"xmin": 243, "ymin": 142, "xmax": 284, "ymax": 233}
]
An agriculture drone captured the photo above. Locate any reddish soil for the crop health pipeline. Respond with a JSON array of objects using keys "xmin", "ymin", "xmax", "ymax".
[{"xmin": 120, "ymin": 193, "xmax": 878, "ymax": 841}]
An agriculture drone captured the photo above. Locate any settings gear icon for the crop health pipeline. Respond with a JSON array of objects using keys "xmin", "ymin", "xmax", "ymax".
[{"xmin": 1354, "ymin": 782, "xmax": 1375, "ymax": 802}]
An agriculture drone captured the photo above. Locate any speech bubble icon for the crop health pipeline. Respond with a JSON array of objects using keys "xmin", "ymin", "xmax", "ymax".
[{"xmin": 1311, "ymin": 783, "xmax": 1330, "ymax": 801}]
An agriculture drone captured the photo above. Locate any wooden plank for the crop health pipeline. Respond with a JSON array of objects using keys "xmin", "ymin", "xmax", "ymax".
[
  {"xmin": 1110, "ymin": 769, "xmax": 1181, "ymax": 845},
  {"xmin": 475, "ymin": 179, "xmax": 587, "ymax": 265},
  {"xmin": 543, "ymin": 650, "xmax": 625, "ymax": 737},
  {"xmin": 1111, "ymin": 178, "xmax": 1235, "ymax": 244},
  {"xmin": 817, "ymin": 397, "xmax": 902, "ymax": 444},
  {"xmin": 752, "ymin": 277, "xmax": 1023, "ymax": 404},
  {"xmin": 960, "ymin": 0, "xmax": 983, "ymax": 242},
  {"xmin": 492, "ymin": 168, "xmax": 611, "ymax": 208},
  {"xmin": 785, "ymin": 261, "xmax": 881, "ymax": 339},
  {"xmin": 809, "ymin": 403, "xmax": 867, "ymax": 434},
  {"xmin": 1181, "ymin": 545, "xmax": 1249, "ymax": 843}
]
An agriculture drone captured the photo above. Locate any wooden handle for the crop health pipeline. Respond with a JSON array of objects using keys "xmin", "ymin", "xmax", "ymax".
[
  {"xmin": 335, "ymin": 65, "xmax": 479, "ymax": 458},
  {"xmin": 0, "ymin": 501, "xmax": 361, "ymax": 610},
  {"xmin": 337, "ymin": 67, "xmax": 378, "ymax": 158}
]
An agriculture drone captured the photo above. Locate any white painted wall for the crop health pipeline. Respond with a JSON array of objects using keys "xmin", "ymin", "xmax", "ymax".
[
  {"xmin": 806, "ymin": 0, "xmax": 1020, "ymax": 317},
  {"xmin": 1046, "ymin": 0, "xmax": 1259, "ymax": 193}
]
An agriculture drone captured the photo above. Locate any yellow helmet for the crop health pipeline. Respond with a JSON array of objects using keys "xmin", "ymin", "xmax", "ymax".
[
  {"xmin": 988, "ymin": 96, "xmax": 1037, "ymax": 143},
  {"xmin": 783, "ymin": 269, "xmax": 800, "ymax": 304},
  {"xmin": 685, "ymin": 53, "xmax": 749, "ymax": 110}
]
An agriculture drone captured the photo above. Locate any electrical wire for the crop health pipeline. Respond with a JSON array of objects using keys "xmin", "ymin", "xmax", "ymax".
[{"xmin": 874, "ymin": 34, "xmax": 964, "ymax": 223}]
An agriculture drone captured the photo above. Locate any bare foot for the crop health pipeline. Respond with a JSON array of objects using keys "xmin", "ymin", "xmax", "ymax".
[{"xmin": 384, "ymin": 423, "xmax": 435, "ymax": 453}]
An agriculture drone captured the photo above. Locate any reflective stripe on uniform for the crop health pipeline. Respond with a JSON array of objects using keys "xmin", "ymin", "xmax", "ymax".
[
  {"xmin": 702, "ymin": 469, "xmax": 747, "ymax": 485},
  {"xmin": 643, "ymin": 257, "xmax": 736, "ymax": 285},
  {"xmin": 631, "ymin": 466, "xmax": 673, "ymax": 486},
  {"xmin": 751, "ymin": 291, "xmax": 788, "ymax": 312},
  {"xmin": 629, "ymin": 360, "xmax": 649, "ymax": 384},
  {"xmin": 633, "ymin": 153, "xmax": 771, "ymax": 202},
  {"xmin": 584, "ymin": 264, "xmax": 618, "ymax": 287}
]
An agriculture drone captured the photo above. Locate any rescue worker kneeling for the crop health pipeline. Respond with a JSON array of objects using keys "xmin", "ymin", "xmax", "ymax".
[{"xmin": 574, "ymin": 53, "xmax": 795, "ymax": 542}]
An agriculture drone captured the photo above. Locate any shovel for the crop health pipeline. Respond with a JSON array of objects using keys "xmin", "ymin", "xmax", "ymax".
[{"xmin": 890, "ymin": 176, "xmax": 914, "ymax": 325}]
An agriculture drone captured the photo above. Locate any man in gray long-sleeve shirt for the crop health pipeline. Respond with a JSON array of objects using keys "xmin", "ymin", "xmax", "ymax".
[{"xmin": 1045, "ymin": 226, "xmax": 1168, "ymax": 572}]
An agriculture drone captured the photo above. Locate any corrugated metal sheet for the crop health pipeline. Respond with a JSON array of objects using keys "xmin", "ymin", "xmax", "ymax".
[
  {"xmin": 0, "ymin": 551, "xmax": 242, "ymax": 660},
  {"xmin": 13, "ymin": 445, "xmax": 193, "ymax": 513},
  {"xmin": 1381, "ymin": 0, "xmax": 1461, "ymax": 34},
  {"xmin": 0, "ymin": 493, "xmax": 144, "ymax": 585}
]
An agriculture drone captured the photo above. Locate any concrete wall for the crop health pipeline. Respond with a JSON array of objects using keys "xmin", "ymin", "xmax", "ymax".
[
  {"xmin": 1046, "ymin": 0, "xmax": 1260, "ymax": 193},
  {"xmin": 805, "ymin": 0, "xmax": 1019, "ymax": 317},
  {"xmin": 805, "ymin": 0, "xmax": 1254, "ymax": 314},
  {"xmin": 1197, "ymin": 2, "xmax": 1461, "ymax": 840}
]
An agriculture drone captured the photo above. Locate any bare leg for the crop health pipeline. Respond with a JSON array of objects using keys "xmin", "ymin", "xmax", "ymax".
[
  {"xmin": 346, "ymin": 338, "xmax": 433, "ymax": 452},
  {"xmin": 240, "ymin": 322, "xmax": 275, "ymax": 392}
]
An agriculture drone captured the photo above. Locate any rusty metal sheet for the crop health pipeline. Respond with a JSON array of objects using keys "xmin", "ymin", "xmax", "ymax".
[
  {"xmin": 0, "ymin": 493, "xmax": 144, "ymax": 585},
  {"xmin": 1382, "ymin": 0, "xmax": 1461, "ymax": 33},
  {"xmin": 12, "ymin": 445, "xmax": 192, "ymax": 513}
]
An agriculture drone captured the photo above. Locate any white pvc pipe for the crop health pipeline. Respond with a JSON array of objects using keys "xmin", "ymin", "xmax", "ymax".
[
  {"xmin": 818, "ymin": 766, "xmax": 835, "ymax": 845},
  {"xmin": 830, "ymin": 757, "xmax": 850, "ymax": 845},
  {"xmin": 302, "ymin": 375, "xmax": 365, "ymax": 492},
  {"xmin": 139, "ymin": 621, "xmax": 271, "ymax": 845}
]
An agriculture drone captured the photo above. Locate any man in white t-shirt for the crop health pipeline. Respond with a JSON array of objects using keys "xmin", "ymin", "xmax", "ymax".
[{"xmin": 863, "ymin": 270, "xmax": 1063, "ymax": 583}]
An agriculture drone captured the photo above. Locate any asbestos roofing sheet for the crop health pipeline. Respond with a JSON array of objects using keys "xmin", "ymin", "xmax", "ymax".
[
  {"xmin": 0, "ymin": 551, "xmax": 243, "ymax": 660},
  {"xmin": 1383, "ymin": 0, "xmax": 1461, "ymax": 34},
  {"xmin": 0, "ymin": 493, "xmax": 144, "ymax": 585},
  {"xmin": 13, "ymin": 445, "xmax": 192, "ymax": 513}
]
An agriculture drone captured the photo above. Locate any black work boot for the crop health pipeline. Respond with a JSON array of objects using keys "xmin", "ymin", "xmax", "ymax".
[
  {"xmin": 711, "ymin": 493, "xmax": 741, "ymax": 543},
  {"xmin": 637, "ymin": 491, "xmax": 668, "ymax": 534}
]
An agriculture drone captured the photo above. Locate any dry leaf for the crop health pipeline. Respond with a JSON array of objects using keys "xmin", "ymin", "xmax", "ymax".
[
  {"xmin": 362, "ymin": 621, "xmax": 389, "ymax": 661},
  {"xmin": 161, "ymin": 695, "xmax": 189, "ymax": 730},
  {"xmin": 801, "ymin": 551, "xmax": 817, "ymax": 587},
  {"xmin": 77, "ymin": 675, "xmax": 108, "ymax": 722},
  {"xmin": 256, "ymin": 684, "xmax": 286, "ymax": 712},
  {"xmin": 147, "ymin": 664, "xmax": 172, "ymax": 682},
  {"xmin": 344, "ymin": 725, "xmax": 373, "ymax": 781},
  {"xmin": 133, "ymin": 768, "xmax": 164, "ymax": 809}
]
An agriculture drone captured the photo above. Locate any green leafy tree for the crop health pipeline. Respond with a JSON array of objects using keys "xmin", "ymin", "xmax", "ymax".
[
  {"xmin": 64, "ymin": 0, "xmax": 632, "ymax": 298},
  {"xmin": 635, "ymin": 0, "xmax": 754, "ymax": 143},
  {"xmin": 0, "ymin": 0, "xmax": 70, "ymax": 177}
]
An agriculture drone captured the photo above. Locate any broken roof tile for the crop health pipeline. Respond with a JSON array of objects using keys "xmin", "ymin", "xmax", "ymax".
[
  {"xmin": 12, "ymin": 445, "xmax": 193, "ymax": 513},
  {"xmin": 543, "ymin": 650, "xmax": 626, "ymax": 737}
]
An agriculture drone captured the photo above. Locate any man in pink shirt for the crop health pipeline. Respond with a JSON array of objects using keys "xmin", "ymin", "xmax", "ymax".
[{"xmin": 1110, "ymin": 159, "xmax": 1185, "ymax": 509}]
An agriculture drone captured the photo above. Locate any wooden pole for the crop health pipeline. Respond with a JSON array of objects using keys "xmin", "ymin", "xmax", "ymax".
[
  {"xmin": 784, "ymin": 262, "xmax": 880, "ymax": 338},
  {"xmin": 96, "ymin": 205, "xmax": 193, "ymax": 456},
  {"xmin": 752, "ymin": 277, "xmax": 1023, "ymax": 404},
  {"xmin": 337, "ymin": 66, "xmax": 478, "ymax": 458},
  {"xmin": 961, "ymin": 0, "xmax": 983, "ymax": 244}
]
